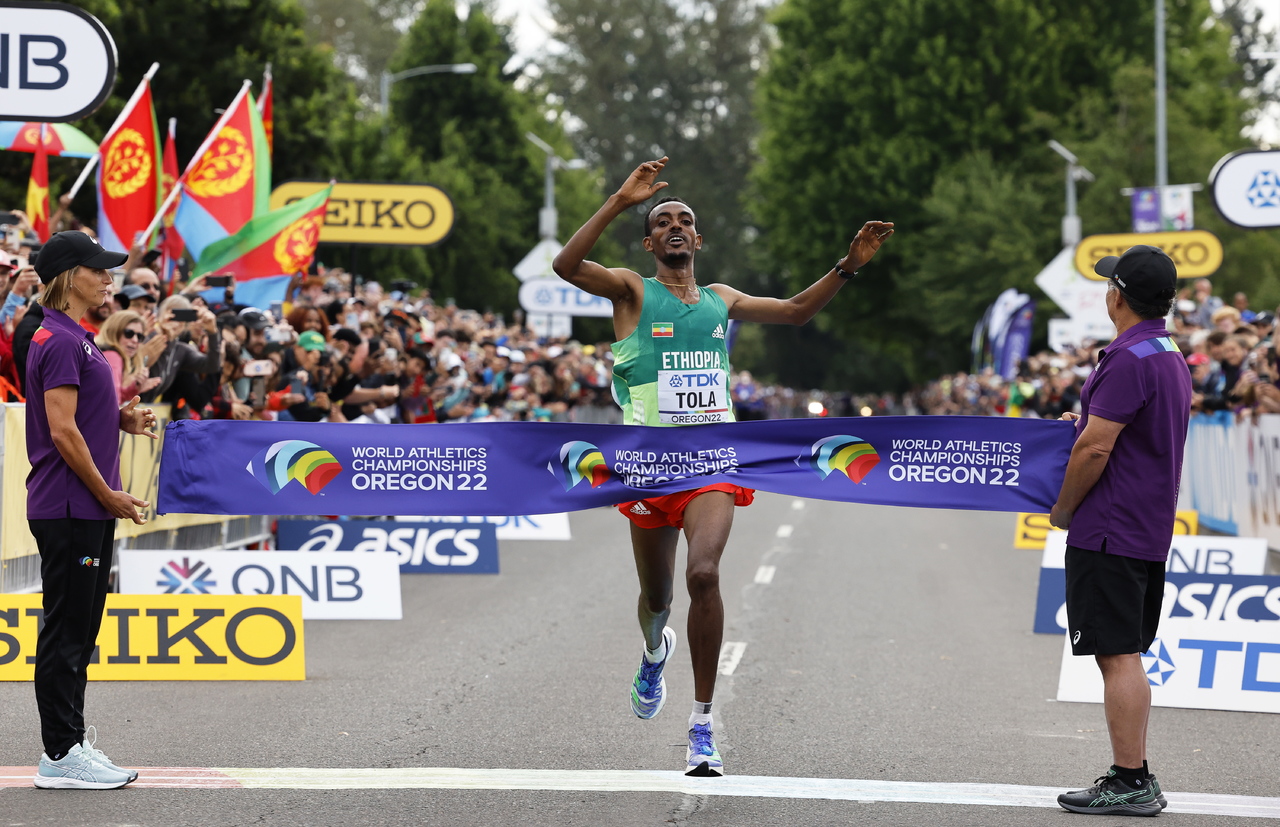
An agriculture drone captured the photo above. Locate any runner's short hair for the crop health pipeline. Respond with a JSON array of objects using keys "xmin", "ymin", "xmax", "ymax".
[{"xmin": 645, "ymin": 196, "xmax": 697, "ymax": 236}]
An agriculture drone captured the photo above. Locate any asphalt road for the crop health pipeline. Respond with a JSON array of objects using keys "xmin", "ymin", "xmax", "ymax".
[{"xmin": 2, "ymin": 493, "xmax": 1279, "ymax": 826}]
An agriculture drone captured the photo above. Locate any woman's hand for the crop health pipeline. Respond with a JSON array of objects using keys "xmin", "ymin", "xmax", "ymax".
[
  {"xmin": 119, "ymin": 396, "xmax": 159, "ymax": 440},
  {"xmin": 101, "ymin": 489, "xmax": 149, "ymax": 525}
]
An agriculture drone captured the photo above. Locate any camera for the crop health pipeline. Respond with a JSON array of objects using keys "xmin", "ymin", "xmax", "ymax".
[{"xmin": 171, "ymin": 308, "xmax": 199, "ymax": 322}]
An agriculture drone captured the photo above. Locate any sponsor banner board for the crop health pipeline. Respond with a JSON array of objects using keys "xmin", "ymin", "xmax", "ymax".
[
  {"xmin": 118, "ymin": 550, "xmax": 402, "ymax": 620},
  {"xmin": 0, "ymin": 594, "xmax": 304, "ymax": 681},
  {"xmin": 0, "ymin": 2, "xmax": 117, "ymax": 122},
  {"xmin": 1057, "ymin": 618, "xmax": 1280, "ymax": 714},
  {"xmin": 275, "ymin": 520, "xmax": 499, "ymax": 574},
  {"xmin": 1073, "ymin": 230, "xmax": 1222, "ymax": 280},
  {"xmin": 1210, "ymin": 149, "xmax": 1280, "ymax": 229},
  {"xmin": 518, "ymin": 278, "xmax": 614, "ymax": 317},
  {"xmin": 268, "ymin": 181, "xmax": 454, "ymax": 246},
  {"xmin": 1033, "ymin": 532, "xmax": 1269, "ymax": 634},
  {"xmin": 393, "ymin": 513, "xmax": 571, "ymax": 542},
  {"xmin": 1014, "ymin": 510, "xmax": 1197, "ymax": 549}
]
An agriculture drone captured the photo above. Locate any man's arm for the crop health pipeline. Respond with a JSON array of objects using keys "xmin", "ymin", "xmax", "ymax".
[
  {"xmin": 552, "ymin": 157, "xmax": 671, "ymax": 303},
  {"xmin": 1049, "ymin": 413, "xmax": 1127, "ymax": 530},
  {"xmin": 711, "ymin": 221, "xmax": 894, "ymax": 325}
]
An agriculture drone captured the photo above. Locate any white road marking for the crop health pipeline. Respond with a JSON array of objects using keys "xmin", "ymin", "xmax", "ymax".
[
  {"xmin": 9, "ymin": 766, "xmax": 1273, "ymax": 815},
  {"xmin": 718, "ymin": 641, "xmax": 747, "ymax": 675},
  {"xmin": 791, "ymin": 499, "xmax": 805, "ymax": 510},
  {"xmin": 775, "ymin": 524, "xmax": 793, "ymax": 538},
  {"xmin": 754, "ymin": 565, "xmax": 776, "ymax": 585}
]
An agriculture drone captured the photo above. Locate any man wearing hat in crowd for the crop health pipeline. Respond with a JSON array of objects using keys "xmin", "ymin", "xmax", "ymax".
[
  {"xmin": 25, "ymin": 231, "xmax": 158, "ymax": 788},
  {"xmin": 1050, "ymin": 245, "xmax": 1191, "ymax": 816}
]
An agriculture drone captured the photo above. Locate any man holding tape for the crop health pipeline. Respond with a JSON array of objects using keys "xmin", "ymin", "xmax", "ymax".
[
  {"xmin": 554, "ymin": 156, "xmax": 892, "ymax": 776},
  {"xmin": 1050, "ymin": 245, "xmax": 1191, "ymax": 816}
]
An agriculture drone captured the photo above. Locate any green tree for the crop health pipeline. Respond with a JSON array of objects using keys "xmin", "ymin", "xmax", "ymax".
[
  {"xmin": 295, "ymin": 0, "xmax": 421, "ymax": 100},
  {"xmin": 541, "ymin": 0, "xmax": 769, "ymax": 287},
  {"xmin": 754, "ymin": 0, "xmax": 1272, "ymax": 387}
]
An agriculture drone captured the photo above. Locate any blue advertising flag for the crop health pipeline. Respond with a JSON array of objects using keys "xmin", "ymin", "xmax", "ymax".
[{"xmin": 158, "ymin": 417, "xmax": 1074, "ymax": 517}]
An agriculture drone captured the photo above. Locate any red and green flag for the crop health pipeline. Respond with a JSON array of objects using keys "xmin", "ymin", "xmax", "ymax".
[
  {"xmin": 95, "ymin": 77, "xmax": 162, "ymax": 252},
  {"xmin": 159, "ymin": 118, "xmax": 184, "ymax": 288},
  {"xmin": 258, "ymin": 65, "xmax": 274, "ymax": 158},
  {"xmin": 195, "ymin": 184, "xmax": 331, "ymax": 309},
  {"xmin": 26, "ymin": 124, "xmax": 49, "ymax": 242}
]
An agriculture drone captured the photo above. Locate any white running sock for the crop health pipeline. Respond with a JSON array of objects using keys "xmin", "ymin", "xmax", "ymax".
[
  {"xmin": 644, "ymin": 638, "xmax": 667, "ymax": 664},
  {"xmin": 690, "ymin": 701, "xmax": 713, "ymax": 729}
]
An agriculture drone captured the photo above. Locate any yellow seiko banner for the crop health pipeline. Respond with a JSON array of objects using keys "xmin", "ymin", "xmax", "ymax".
[
  {"xmin": 268, "ymin": 180, "xmax": 455, "ymax": 246},
  {"xmin": 2, "ymin": 404, "xmax": 238, "ymax": 564},
  {"xmin": 1013, "ymin": 510, "xmax": 1199, "ymax": 549},
  {"xmin": 0, "ymin": 594, "xmax": 305, "ymax": 680},
  {"xmin": 1074, "ymin": 230, "xmax": 1223, "ymax": 280}
]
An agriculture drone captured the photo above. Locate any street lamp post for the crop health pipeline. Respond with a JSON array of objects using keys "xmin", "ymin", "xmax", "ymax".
[
  {"xmin": 380, "ymin": 62, "xmax": 477, "ymax": 132},
  {"xmin": 1048, "ymin": 140, "xmax": 1095, "ymax": 248},
  {"xmin": 526, "ymin": 132, "xmax": 587, "ymax": 240}
]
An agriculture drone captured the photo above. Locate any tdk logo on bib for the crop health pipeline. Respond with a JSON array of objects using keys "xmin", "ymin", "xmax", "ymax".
[{"xmin": 667, "ymin": 372, "xmax": 722, "ymax": 388}]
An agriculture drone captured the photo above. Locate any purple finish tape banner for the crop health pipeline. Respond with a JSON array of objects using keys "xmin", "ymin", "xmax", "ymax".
[{"xmin": 157, "ymin": 417, "xmax": 1074, "ymax": 517}]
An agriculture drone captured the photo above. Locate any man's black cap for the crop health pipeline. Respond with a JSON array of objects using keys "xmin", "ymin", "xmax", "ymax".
[
  {"xmin": 115, "ymin": 284, "xmax": 150, "ymax": 310},
  {"xmin": 33, "ymin": 231, "xmax": 128, "ymax": 284},
  {"xmin": 239, "ymin": 309, "xmax": 271, "ymax": 331},
  {"xmin": 1094, "ymin": 245, "xmax": 1177, "ymax": 304}
]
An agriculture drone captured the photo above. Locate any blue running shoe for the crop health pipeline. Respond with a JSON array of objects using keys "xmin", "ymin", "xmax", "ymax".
[
  {"xmin": 83, "ymin": 726, "xmax": 137, "ymax": 784},
  {"xmin": 33, "ymin": 744, "xmax": 131, "ymax": 790},
  {"xmin": 630, "ymin": 626, "xmax": 676, "ymax": 719},
  {"xmin": 685, "ymin": 723, "xmax": 724, "ymax": 777}
]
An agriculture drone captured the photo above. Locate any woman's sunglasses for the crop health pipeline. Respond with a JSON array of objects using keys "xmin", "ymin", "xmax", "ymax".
[{"xmin": 120, "ymin": 329, "xmax": 143, "ymax": 341}]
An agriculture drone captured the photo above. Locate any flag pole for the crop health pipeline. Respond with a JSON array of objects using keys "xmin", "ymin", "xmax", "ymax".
[
  {"xmin": 258, "ymin": 63, "xmax": 271, "ymax": 113},
  {"xmin": 66, "ymin": 62, "xmax": 160, "ymax": 200},
  {"xmin": 139, "ymin": 79, "xmax": 253, "ymax": 242}
]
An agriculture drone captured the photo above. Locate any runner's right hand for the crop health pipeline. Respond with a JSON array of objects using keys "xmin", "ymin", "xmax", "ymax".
[{"xmin": 614, "ymin": 157, "xmax": 670, "ymax": 208}]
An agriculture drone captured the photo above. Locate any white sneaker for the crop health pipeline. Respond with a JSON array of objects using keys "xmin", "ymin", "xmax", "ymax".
[
  {"xmin": 83, "ymin": 726, "xmax": 138, "ymax": 783},
  {"xmin": 33, "ymin": 743, "xmax": 132, "ymax": 789}
]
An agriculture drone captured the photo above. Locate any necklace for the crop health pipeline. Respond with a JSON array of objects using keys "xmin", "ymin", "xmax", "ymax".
[{"xmin": 655, "ymin": 278, "xmax": 696, "ymax": 291}]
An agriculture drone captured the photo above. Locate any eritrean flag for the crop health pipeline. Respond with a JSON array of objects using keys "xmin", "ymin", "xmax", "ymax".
[
  {"xmin": 159, "ymin": 118, "xmax": 184, "ymax": 287},
  {"xmin": 258, "ymin": 65, "xmax": 274, "ymax": 158},
  {"xmin": 26, "ymin": 125, "xmax": 49, "ymax": 242},
  {"xmin": 172, "ymin": 86, "xmax": 271, "ymax": 262},
  {"xmin": 194, "ymin": 184, "xmax": 331, "ymax": 309},
  {"xmin": 96, "ymin": 78, "xmax": 162, "ymax": 253}
]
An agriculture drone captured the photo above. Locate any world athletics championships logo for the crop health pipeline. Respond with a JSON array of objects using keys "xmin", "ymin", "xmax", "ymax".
[
  {"xmin": 802, "ymin": 435, "xmax": 880, "ymax": 484},
  {"xmin": 247, "ymin": 440, "xmax": 343, "ymax": 495},
  {"xmin": 549, "ymin": 441, "xmax": 610, "ymax": 491}
]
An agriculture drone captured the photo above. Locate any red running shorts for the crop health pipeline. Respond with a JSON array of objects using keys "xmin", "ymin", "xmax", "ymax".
[{"xmin": 616, "ymin": 484, "xmax": 756, "ymax": 530}]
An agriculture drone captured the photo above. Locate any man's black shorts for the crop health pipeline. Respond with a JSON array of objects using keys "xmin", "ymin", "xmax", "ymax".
[{"xmin": 1064, "ymin": 544, "xmax": 1165, "ymax": 656}]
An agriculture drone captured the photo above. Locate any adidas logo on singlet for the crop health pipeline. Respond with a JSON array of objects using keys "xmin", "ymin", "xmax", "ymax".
[
  {"xmin": 630, "ymin": 503, "xmax": 651, "ymax": 515},
  {"xmin": 711, "ymin": 324, "xmax": 725, "ymax": 339}
]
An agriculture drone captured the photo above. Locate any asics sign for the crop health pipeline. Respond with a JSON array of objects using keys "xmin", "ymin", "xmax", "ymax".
[{"xmin": 276, "ymin": 519, "xmax": 500, "ymax": 574}]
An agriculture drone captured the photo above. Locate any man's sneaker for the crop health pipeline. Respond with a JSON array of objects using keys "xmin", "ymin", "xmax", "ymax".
[
  {"xmin": 1057, "ymin": 769, "xmax": 1161, "ymax": 816},
  {"xmin": 83, "ymin": 726, "xmax": 138, "ymax": 784},
  {"xmin": 685, "ymin": 723, "xmax": 724, "ymax": 777},
  {"xmin": 33, "ymin": 744, "xmax": 131, "ymax": 790},
  {"xmin": 631, "ymin": 627, "xmax": 677, "ymax": 719},
  {"xmin": 1149, "ymin": 774, "xmax": 1168, "ymax": 810}
]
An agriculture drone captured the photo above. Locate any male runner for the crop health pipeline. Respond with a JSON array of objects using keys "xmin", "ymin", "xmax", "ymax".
[{"xmin": 553, "ymin": 156, "xmax": 892, "ymax": 775}]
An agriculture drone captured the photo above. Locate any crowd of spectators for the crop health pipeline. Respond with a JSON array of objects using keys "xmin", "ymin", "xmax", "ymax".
[{"xmin": 0, "ymin": 203, "xmax": 1270, "ymax": 425}]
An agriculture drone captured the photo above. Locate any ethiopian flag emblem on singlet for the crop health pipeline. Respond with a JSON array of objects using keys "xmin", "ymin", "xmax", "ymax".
[{"xmin": 651, "ymin": 322, "xmax": 673, "ymax": 337}]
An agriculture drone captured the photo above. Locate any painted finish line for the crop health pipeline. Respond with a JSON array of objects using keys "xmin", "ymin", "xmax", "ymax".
[{"xmin": 2, "ymin": 766, "xmax": 1280, "ymax": 817}]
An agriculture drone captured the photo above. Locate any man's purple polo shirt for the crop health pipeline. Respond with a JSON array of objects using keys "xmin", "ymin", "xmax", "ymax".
[
  {"xmin": 25, "ymin": 306, "xmax": 120, "ymax": 520},
  {"xmin": 1067, "ymin": 318, "xmax": 1192, "ymax": 561}
]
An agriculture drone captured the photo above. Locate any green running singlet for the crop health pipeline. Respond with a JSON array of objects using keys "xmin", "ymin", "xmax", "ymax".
[{"xmin": 611, "ymin": 278, "xmax": 735, "ymax": 427}]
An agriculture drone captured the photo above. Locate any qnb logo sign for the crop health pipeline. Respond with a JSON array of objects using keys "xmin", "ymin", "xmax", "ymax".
[
  {"xmin": 158, "ymin": 557, "xmax": 216, "ymax": 594},
  {"xmin": 801, "ymin": 435, "xmax": 880, "ymax": 484},
  {"xmin": 549, "ymin": 441, "xmax": 609, "ymax": 491},
  {"xmin": 247, "ymin": 440, "xmax": 342, "ymax": 495},
  {"xmin": 1142, "ymin": 638, "xmax": 1176, "ymax": 687}
]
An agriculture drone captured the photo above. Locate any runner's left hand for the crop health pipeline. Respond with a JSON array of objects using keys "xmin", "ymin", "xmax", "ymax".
[{"xmin": 840, "ymin": 221, "xmax": 895, "ymax": 272}]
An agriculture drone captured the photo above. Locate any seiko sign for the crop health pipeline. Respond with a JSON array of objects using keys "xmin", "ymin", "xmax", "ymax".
[
  {"xmin": 1210, "ymin": 149, "xmax": 1280, "ymax": 229},
  {"xmin": 269, "ymin": 181, "xmax": 455, "ymax": 246},
  {"xmin": 0, "ymin": 2, "xmax": 118, "ymax": 122},
  {"xmin": 518, "ymin": 277, "xmax": 614, "ymax": 318}
]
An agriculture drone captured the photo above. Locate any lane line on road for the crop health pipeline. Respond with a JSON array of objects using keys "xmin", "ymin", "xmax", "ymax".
[
  {"xmin": 3, "ymin": 766, "xmax": 1277, "ymax": 816},
  {"xmin": 791, "ymin": 499, "xmax": 805, "ymax": 510},
  {"xmin": 717, "ymin": 641, "xmax": 747, "ymax": 675},
  {"xmin": 754, "ymin": 565, "xmax": 776, "ymax": 585},
  {"xmin": 775, "ymin": 524, "xmax": 793, "ymax": 538}
]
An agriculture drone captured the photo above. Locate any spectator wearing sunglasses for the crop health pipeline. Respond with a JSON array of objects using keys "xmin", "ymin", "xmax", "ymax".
[{"xmin": 95, "ymin": 311, "xmax": 163, "ymax": 403}]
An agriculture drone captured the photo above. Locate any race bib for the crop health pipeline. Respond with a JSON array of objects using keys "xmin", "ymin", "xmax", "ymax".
[{"xmin": 658, "ymin": 369, "xmax": 730, "ymax": 425}]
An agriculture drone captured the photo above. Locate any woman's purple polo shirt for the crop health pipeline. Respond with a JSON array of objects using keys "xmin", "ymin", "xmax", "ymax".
[
  {"xmin": 1066, "ymin": 318, "xmax": 1193, "ymax": 561},
  {"xmin": 25, "ymin": 306, "xmax": 121, "ymax": 520}
]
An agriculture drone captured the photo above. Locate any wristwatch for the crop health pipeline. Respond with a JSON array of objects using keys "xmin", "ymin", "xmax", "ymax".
[{"xmin": 834, "ymin": 259, "xmax": 858, "ymax": 279}]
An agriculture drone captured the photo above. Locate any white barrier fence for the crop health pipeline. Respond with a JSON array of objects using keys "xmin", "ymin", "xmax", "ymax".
[{"xmin": 1181, "ymin": 411, "xmax": 1280, "ymax": 548}]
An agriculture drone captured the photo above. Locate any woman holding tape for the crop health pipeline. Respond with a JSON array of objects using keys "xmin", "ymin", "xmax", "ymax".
[{"xmin": 26, "ymin": 231, "xmax": 157, "ymax": 789}]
